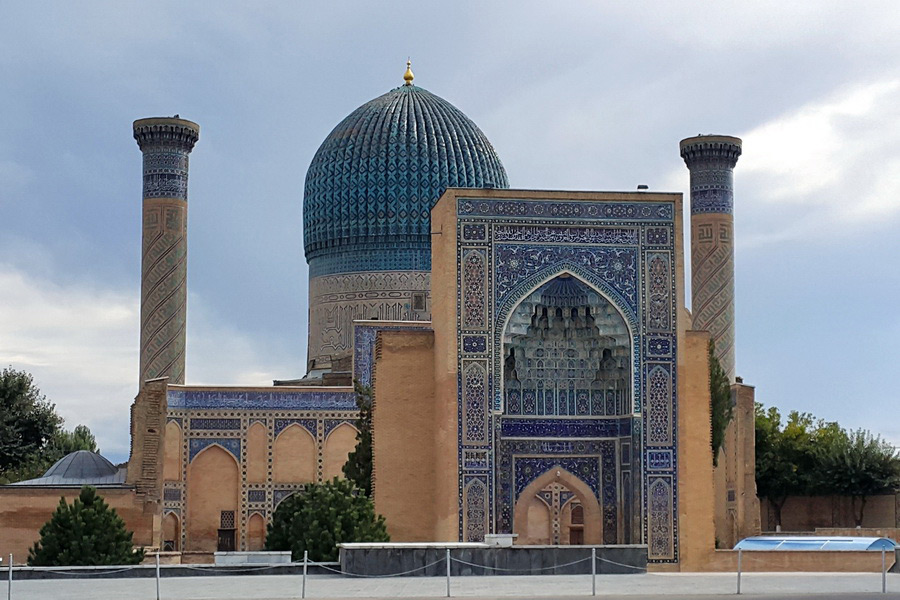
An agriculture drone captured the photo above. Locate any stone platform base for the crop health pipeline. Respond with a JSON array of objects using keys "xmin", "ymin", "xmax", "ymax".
[
  {"xmin": 214, "ymin": 551, "xmax": 292, "ymax": 566},
  {"xmin": 339, "ymin": 543, "xmax": 647, "ymax": 576}
]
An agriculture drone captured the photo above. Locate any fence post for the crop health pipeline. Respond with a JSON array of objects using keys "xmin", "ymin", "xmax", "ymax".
[
  {"xmin": 302, "ymin": 550, "xmax": 308, "ymax": 599},
  {"xmin": 445, "ymin": 548, "xmax": 451, "ymax": 598},
  {"xmin": 882, "ymin": 547, "xmax": 886, "ymax": 594},
  {"xmin": 155, "ymin": 552, "xmax": 161, "ymax": 600},
  {"xmin": 591, "ymin": 547, "xmax": 596, "ymax": 596},
  {"xmin": 736, "ymin": 548, "xmax": 742, "ymax": 595},
  {"xmin": 7, "ymin": 554, "xmax": 11, "ymax": 600}
]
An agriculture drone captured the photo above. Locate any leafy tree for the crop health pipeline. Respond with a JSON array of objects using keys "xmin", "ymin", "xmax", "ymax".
[
  {"xmin": 754, "ymin": 405, "xmax": 819, "ymax": 529},
  {"xmin": 0, "ymin": 367, "xmax": 62, "ymax": 471},
  {"xmin": 0, "ymin": 424, "xmax": 99, "ymax": 484},
  {"xmin": 46, "ymin": 425, "xmax": 98, "ymax": 458},
  {"xmin": 342, "ymin": 381, "xmax": 373, "ymax": 496},
  {"xmin": 708, "ymin": 341, "xmax": 732, "ymax": 466},
  {"xmin": 28, "ymin": 486, "xmax": 144, "ymax": 566},
  {"xmin": 265, "ymin": 478, "xmax": 389, "ymax": 561},
  {"xmin": 818, "ymin": 428, "xmax": 900, "ymax": 526}
]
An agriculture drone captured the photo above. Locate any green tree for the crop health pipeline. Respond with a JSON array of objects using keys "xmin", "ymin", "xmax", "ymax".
[
  {"xmin": 708, "ymin": 341, "xmax": 732, "ymax": 466},
  {"xmin": 265, "ymin": 478, "xmax": 389, "ymax": 561},
  {"xmin": 819, "ymin": 428, "xmax": 900, "ymax": 526},
  {"xmin": 342, "ymin": 381, "xmax": 373, "ymax": 496},
  {"xmin": 0, "ymin": 367, "xmax": 62, "ymax": 471},
  {"xmin": 754, "ymin": 405, "xmax": 818, "ymax": 529},
  {"xmin": 0, "ymin": 424, "xmax": 99, "ymax": 484},
  {"xmin": 46, "ymin": 424, "xmax": 98, "ymax": 458},
  {"xmin": 28, "ymin": 486, "xmax": 144, "ymax": 566}
]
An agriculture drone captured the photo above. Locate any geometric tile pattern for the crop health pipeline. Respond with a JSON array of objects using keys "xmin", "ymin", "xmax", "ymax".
[
  {"xmin": 455, "ymin": 195, "xmax": 679, "ymax": 562},
  {"xmin": 303, "ymin": 84, "xmax": 508, "ymax": 273}
]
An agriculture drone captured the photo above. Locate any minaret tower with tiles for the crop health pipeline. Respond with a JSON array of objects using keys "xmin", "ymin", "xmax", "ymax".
[
  {"xmin": 133, "ymin": 117, "xmax": 200, "ymax": 386},
  {"xmin": 680, "ymin": 135, "xmax": 742, "ymax": 380}
]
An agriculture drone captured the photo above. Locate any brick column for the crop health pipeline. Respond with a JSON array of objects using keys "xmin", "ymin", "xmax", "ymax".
[
  {"xmin": 680, "ymin": 135, "xmax": 742, "ymax": 380},
  {"xmin": 133, "ymin": 117, "xmax": 199, "ymax": 386}
]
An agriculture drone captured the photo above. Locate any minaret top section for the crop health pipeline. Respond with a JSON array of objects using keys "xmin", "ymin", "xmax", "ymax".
[
  {"xmin": 133, "ymin": 117, "xmax": 200, "ymax": 152},
  {"xmin": 679, "ymin": 135, "xmax": 742, "ymax": 169}
]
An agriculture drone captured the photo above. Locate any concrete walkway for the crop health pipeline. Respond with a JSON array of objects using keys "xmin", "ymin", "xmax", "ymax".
[{"xmin": 5, "ymin": 572, "xmax": 900, "ymax": 599}]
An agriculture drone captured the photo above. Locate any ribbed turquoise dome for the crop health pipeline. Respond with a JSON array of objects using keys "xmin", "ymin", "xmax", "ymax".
[{"xmin": 303, "ymin": 84, "xmax": 509, "ymax": 276}]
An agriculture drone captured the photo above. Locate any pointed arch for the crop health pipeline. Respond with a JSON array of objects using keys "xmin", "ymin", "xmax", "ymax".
[
  {"xmin": 163, "ymin": 420, "xmax": 182, "ymax": 481},
  {"xmin": 273, "ymin": 424, "xmax": 316, "ymax": 483},
  {"xmin": 247, "ymin": 512, "xmax": 266, "ymax": 551},
  {"xmin": 513, "ymin": 466, "xmax": 602, "ymax": 545},
  {"xmin": 186, "ymin": 444, "xmax": 239, "ymax": 552},
  {"xmin": 163, "ymin": 511, "xmax": 181, "ymax": 551},
  {"xmin": 323, "ymin": 422, "xmax": 357, "ymax": 481},
  {"xmin": 499, "ymin": 271, "xmax": 634, "ymax": 417}
]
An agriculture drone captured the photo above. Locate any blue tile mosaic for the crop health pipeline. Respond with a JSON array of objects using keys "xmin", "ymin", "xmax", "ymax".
[
  {"xmin": 646, "ymin": 336, "xmax": 673, "ymax": 358},
  {"xmin": 690, "ymin": 189, "xmax": 733, "ymax": 215},
  {"xmin": 247, "ymin": 490, "xmax": 267, "ymax": 503},
  {"xmin": 304, "ymin": 85, "xmax": 509, "ymax": 272},
  {"xmin": 190, "ymin": 418, "xmax": 241, "ymax": 430},
  {"xmin": 648, "ymin": 450, "xmax": 674, "ymax": 471},
  {"xmin": 273, "ymin": 489, "xmax": 298, "ymax": 508},
  {"xmin": 462, "ymin": 335, "xmax": 487, "ymax": 353},
  {"xmin": 645, "ymin": 227, "xmax": 670, "ymax": 245},
  {"xmin": 274, "ymin": 418, "xmax": 317, "ymax": 437},
  {"xmin": 493, "ymin": 245, "xmax": 638, "ymax": 316},
  {"xmin": 500, "ymin": 417, "xmax": 632, "ymax": 438},
  {"xmin": 494, "ymin": 225, "xmax": 638, "ymax": 245},
  {"xmin": 324, "ymin": 418, "xmax": 356, "ymax": 438},
  {"xmin": 168, "ymin": 390, "xmax": 356, "ymax": 411},
  {"xmin": 455, "ymin": 195, "xmax": 679, "ymax": 561},
  {"xmin": 188, "ymin": 438, "xmax": 240, "ymax": 462},
  {"xmin": 458, "ymin": 198, "xmax": 674, "ymax": 221}
]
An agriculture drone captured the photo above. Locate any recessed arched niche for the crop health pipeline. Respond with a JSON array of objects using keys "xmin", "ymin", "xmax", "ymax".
[{"xmin": 502, "ymin": 273, "xmax": 631, "ymax": 417}]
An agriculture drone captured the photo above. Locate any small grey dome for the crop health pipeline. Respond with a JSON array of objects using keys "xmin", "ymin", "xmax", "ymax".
[
  {"xmin": 7, "ymin": 450, "xmax": 125, "ymax": 487},
  {"xmin": 43, "ymin": 450, "xmax": 118, "ymax": 479}
]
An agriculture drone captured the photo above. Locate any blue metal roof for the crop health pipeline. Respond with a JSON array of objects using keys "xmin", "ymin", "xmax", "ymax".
[
  {"xmin": 734, "ymin": 536, "xmax": 898, "ymax": 551},
  {"xmin": 303, "ymin": 84, "xmax": 508, "ymax": 276}
]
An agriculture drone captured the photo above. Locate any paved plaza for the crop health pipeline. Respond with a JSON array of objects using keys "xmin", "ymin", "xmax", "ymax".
[{"xmin": 5, "ymin": 572, "xmax": 900, "ymax": 600}]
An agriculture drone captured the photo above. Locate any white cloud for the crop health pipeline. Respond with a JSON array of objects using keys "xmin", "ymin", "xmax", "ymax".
[
  {"xmin": 0, "ymin": 263, "xmax": 137, "ymax": 460},
  {"xmin": 0, "ymin": 262, "xmax": 296, "ymax": 463},
  {"xmin": 741, "ymin": 79, "xmax": 900, "ymax": 209},
  {"xmin": 658, "ymin": 77, "xmax": 900, "ymax": 249}
]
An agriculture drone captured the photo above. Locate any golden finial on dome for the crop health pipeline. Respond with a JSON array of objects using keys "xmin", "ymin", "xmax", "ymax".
[{"xmin": 403, "ymin": 59, "xmax": 414, "ymax": 86}]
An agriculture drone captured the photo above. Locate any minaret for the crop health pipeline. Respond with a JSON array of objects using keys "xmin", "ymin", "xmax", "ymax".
[
  {"xmin": 133, "ymin": 117, "xmax": 200, "ymax": 386},
  {"xmin": 680, "ymin": 135, "xmax": 742, "ymax": 381}
]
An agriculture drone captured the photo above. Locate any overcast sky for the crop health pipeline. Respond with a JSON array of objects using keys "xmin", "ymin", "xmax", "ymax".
[{"xmin": 1, "ymin": 1, "xmax": 899, "ymax": 463}]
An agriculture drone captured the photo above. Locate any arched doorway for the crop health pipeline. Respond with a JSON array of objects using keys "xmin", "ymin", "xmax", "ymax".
[
  {"xmin": 162, "ymin": 511, "xmax": 180, "ymax": 551},
  {"xmin": 512, "ymin": 467, "xmax": 602, "ymax": 545},
  {"xmin": 186, "ymin": 444, "xmax": 239, "ymax": 552},
  {"xmin": 497, "ymin": 273, "xmax": 634, "ymax": 544}
]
